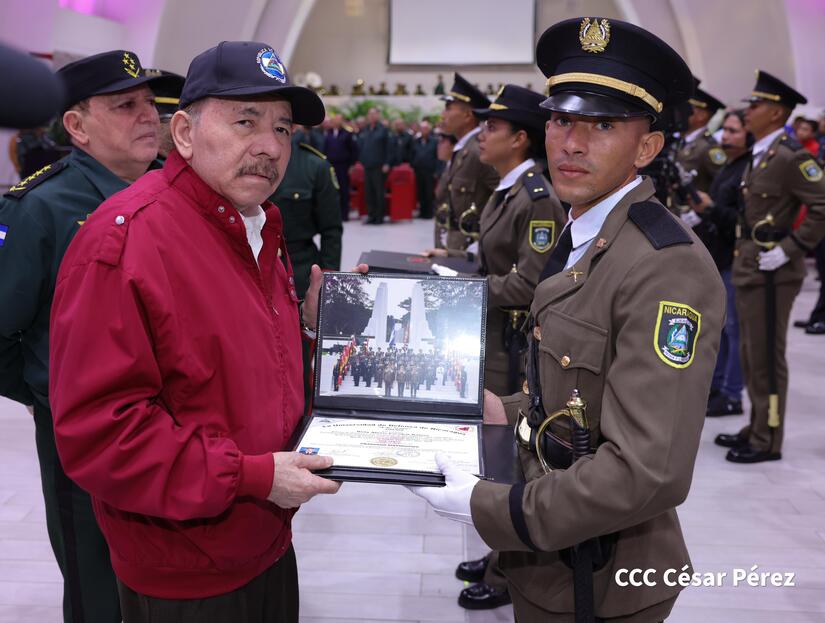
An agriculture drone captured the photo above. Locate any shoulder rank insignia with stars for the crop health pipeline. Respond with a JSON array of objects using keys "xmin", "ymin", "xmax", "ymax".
[
  {"xmin": 4, "ymin": 160, "xmax": 68, "ymax": 198},
  {"xmin": 522, "ymin": 170, "xmax": 550, "ymax": 201},
  {"xmin": 799, "ymin": 158, "xmax": 823, "ymax": 182},
  {"xmin": 529, "ymin": 220, "xmax": 555, "ymax": 253},
  {"xmin": 708, "ymin": 147, "xmax": 727, "ymax": 165}
]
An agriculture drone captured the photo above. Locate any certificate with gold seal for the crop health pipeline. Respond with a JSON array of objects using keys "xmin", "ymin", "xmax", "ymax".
[{"xmin": 295, "ymin": 416, "xmax": 481, "ymax": 475}]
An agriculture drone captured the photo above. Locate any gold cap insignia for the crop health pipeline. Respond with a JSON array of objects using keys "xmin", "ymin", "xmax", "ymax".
[
  {"xmin": 579, "ymin": 18, "xmax": 611, "ymax": 53},
  {"xmin": 122, "ymin": 52, "xmax": 140, "ymax": 78}
]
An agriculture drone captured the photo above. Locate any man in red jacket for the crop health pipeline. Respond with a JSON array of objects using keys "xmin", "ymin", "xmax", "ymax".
[{"xmin": 49, "ymin": 41, "xmax": 346, "ymax": 622}]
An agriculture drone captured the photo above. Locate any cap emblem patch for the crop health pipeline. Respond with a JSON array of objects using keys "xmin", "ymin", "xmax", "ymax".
[
  {"xmin": 579, "ymin": 18, "xmax": 611, "ymax": 53},
  {"xmin": 122, "ymin": 52, "xmax": 140, "ymax": 78},
  {"xmin": 257, "ymin": 48, "xmax": 286, "ymax": 83}
]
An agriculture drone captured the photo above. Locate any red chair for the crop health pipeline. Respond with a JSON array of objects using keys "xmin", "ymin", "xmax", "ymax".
[
  {"xmin": 385, "ymin": 164, "xmax": 416, "ymax": 221},
  {"xmin": 349, "ymin": 162, "xmax": 366, "ymax": 216}
]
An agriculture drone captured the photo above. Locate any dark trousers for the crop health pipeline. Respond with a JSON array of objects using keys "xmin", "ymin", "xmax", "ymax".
[
  {"xmin": 807, "ymin": 239, "xmax": 825, "ymax": 324},
  {"xmin": 331, "ymin": 162, "xmax": 351, "ymax": 221},
  {"xmin": 118, "ymin": 545, "xmax": 298, "ymax": 623},
  {"xmin": 33, "ymin": 404, "xmax": 121, "ymax": 623},
  {"xmin": 364, "ymin": 166, "xmax": 385, "ymax": 222},
  {"xmin": 736, "ymin": 280, "xmax": 802, "ymax": 453},
  {"xmin": 414, "ymin": 167, "xmax": 435, "ymax": 218},
  {"xmin": 711, "ymin": 269, "xmax": 744, "ymax": 399}
]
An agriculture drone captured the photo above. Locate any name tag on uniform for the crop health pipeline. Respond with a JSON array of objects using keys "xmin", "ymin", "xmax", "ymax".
[{"xmin": 516, "ymin": 409, "xmax": 533, "ymax": 449}]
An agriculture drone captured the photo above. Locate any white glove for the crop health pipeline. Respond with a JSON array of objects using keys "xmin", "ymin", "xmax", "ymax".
[
  {"xmin": 758, "ymin": 246, "xmax": 790, "ymax": 271},
  {"xmin": 680, "ymin": 209, "xmax": 702, "ymax": 228},
  {"xmin": 407, "ymin": 452, "xmax": 478, "ymax": 524},
  {"xmin": 430, "ymin": 263, "xmax": 459, "ymax": 277}
]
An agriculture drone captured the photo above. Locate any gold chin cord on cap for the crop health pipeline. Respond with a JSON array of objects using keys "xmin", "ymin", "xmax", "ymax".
[
  {"xmin": 546, "ymin": 72, "xmax": 663, "ymax": 113},
  {"xmin": 535, "ymin": 389, "xmax": 589, "ymax": 474}
]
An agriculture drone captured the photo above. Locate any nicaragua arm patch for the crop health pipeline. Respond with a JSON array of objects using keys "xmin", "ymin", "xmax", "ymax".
[
  {"xmin": 708, "ymin": 147, "xmax": 727, "ymax": 165},
  {"xmin": 654, "ymin": 301, "xmax": 701, "ymax": 368},
  {"xmin": 799, "ymin": 159, "xmax": 823, "ymax": 182},
  {"xmin": 529, "ymin": 220, "xmax": 555, "ymax": 253}
]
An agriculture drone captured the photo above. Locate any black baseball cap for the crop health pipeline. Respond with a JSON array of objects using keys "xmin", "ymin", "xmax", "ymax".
[
  {"xmin": 441, "ymin": 72, "xmax": 490, "ymax": 111},
  {"xmin": 179, "ymin": 41, "xmax": 324, "ymax": 126},
  {"xmin": 744, "ymin": 70, "xmax": 807, "ymax": 108},
  {"xmin": 0, "ymin": 43, "xmax": 64, "ymax": 128},
  {"xmin": 473, "ymin": 84, "xmax": 551, "ymax": 133},
  {"xmin": 58, "ymin": 50, "xmax": 161, "ymax": 111},
  {"xmin": 536, "ymin": 17, "xmax": 693, "ymax": 119},
  {"xmin": 144, "ymin": 69, "xmax": 185, "ymax": 117}
]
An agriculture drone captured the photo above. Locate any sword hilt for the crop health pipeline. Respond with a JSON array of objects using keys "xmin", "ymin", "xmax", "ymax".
[{"xmin": 751, "ymin": 213, "xmax": 777, "ymax": 250}]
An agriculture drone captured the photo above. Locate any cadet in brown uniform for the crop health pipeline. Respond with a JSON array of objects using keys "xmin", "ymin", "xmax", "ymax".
[
  {"xmin": 410, "ymin": 18, "xmax": 726, "ymax": 622},
  {"xmin": 436, "ymin": 73, "xmax": 499, "ymax": 250},
  {"xmin": 426, "ymin": 85, "xmax": 567, "ymax": 611},
  {"xmin": 715, "ymin": 71, "xmax": 825, "ymax": 463},
  {"xmin": 678, "ymin": 86, "xmax": 727, "ymax": 193}
]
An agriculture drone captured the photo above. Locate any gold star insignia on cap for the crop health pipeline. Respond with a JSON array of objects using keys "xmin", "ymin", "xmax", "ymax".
[
  {"xmin": 122, "ymin": 53, "xmax": 139, "ymax": 78},
  {"xmin": 579, "ymin": 18, "xmax": 611, "ymax": 53}
]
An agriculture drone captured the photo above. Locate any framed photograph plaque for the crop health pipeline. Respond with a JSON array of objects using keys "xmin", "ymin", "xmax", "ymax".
[{"xmin": 289, "ymin": 272, "xmax": 516, "ymax": 486}]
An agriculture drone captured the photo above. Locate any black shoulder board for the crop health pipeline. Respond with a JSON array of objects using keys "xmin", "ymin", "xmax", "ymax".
[
  {"xmin": 4, "ymin": 159, "xmax": 68, "ymax": 199},
  {"xmin": 522, "ymin": 170, "xmax": 550, "ymax": 201},
  {"xmin": 780, "ymin": 134, "xmax": 803, "ymax": 152},
  {"xmin": 299, "ymin": 142, "xmax": 327, "ymax": 160},
  {"xmin": 628, "ymin": 201, "xmax": 693, "ymax": 250}
]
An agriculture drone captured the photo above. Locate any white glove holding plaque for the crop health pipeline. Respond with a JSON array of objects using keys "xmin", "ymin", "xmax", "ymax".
[
  {"xmin": 680, "ymin": 209, "xmax": 702, "ymax": 228},
  {"xmin": 758, "ymin": 246, "xmax": 790, "ymax": 271},
  {"xmin": 407, "ymin": 452, "xmax": 478, "ymax": 524}
]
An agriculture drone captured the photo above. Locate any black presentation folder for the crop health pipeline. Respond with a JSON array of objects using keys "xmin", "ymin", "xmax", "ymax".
[
  {"xmin": 290, "ymin": 272, "xmax": 520, "ymax": 486},
  {"xmin": 357, "ymin": 250, "xmax": 480, "ymax": 275}
]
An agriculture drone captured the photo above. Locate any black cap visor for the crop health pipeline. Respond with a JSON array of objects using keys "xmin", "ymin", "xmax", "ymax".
[
  {"xmin": 540, "ymin": 91, "xmax": 653, "ymax": 119},
  {"xmin": 184, "ymin": 84, "xmax": 324, "ymax": 126},
  {"xmin": 472, "ymin": 107, "xmax": 550, "ymax": 133}
]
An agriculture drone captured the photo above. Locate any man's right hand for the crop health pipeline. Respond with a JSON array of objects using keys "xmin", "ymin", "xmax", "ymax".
[
  {"xmin": 267, "ymin": 452, "xmax": 341, "ymax": 509},
  {"xmin": 423, "ymin": 248, "xmax": 448, "ymax": 257}
]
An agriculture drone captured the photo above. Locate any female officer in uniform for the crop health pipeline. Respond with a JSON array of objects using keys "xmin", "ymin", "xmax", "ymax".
[{"xmin": 426, "ymin": 85, "xmax": 566, "ymax": 397}]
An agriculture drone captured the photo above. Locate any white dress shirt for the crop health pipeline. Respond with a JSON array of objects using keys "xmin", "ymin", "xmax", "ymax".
[
  {"xmin": 563, "ymin": 176, "xmax": 644, "ymax": 269},
  {"xmin": 684, "ymin": 126, "xmax": 706, "ymax": 145},
  {"xmin": 240, "ymin": 205, "xmax": 266, "ymax": 264},
  {"xmin": 751, "ymin": 127, "xmax": 785, "ymax": 167},
  {"xmin": 495, "ymin": 159, "xmax": 536, "ymax": 191},
  {"xmin": 453, "ymin": 126, "xmax": 481, "ymax": 153}
]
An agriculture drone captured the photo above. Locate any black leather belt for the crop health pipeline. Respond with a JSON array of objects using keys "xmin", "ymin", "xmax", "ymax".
[{"xmin": 738, "ymin": 224, "xmax": 789, "ymax": 243}]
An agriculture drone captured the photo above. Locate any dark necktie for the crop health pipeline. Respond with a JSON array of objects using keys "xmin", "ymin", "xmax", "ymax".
[{"xmin": 539, "ymin": 224, "xmax": 573, "ymax": 283}]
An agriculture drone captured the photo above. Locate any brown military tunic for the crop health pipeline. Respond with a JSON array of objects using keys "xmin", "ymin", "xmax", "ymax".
[
  {"xmin": 470, "ymin": 178, "xmax": 726, "ymax": 621},
  {"xmin": 472, "ymin": 163, "xmax": 565, "ymax": 395},
  {"xmin": 733, "ymin": 132, "xmax": 825, "ymax": 453},
  {"xmin": 677, "ymin": 129, "xmax": 726, "ymax": 193},
  {"xmin": 434, "ymin": 130, "xmax": 499, "ymax": 250}
]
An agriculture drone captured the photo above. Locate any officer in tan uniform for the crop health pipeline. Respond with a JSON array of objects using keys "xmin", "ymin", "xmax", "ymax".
[
  {"xmin": 715, "ymin": 71, "xmax": 825, "ymax": 463},
  {"xmin": 426, "ymin": 85, "xmax": 567, "ymax": 611},
  {"xmin": 436, "ymin": 73, "xmax": 499, "ymax": 250},
  {"xmin": 410, "ymin": 18, "xmax": 726, "ymax": 622},
  {"xmin": 678, "ymin": 85, "xmax": 726, "ymax": 193}
]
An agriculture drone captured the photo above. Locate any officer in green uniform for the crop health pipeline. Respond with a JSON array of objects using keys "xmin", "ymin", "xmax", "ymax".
[
  {"xmin": 0, "ymin": 50, "xmax": 162, "ymax": 623},
  {"xmin": 715, "ymin": 71, "xmax": 825, "ymax": 463},
  {"xmin": 271, "ymin": 141, "xmax": 342, "ymax": 413}
]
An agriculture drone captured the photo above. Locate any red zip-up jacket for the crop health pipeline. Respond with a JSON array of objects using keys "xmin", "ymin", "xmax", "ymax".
[{"xmin": 49, "ymin": 150, "xmax": 304, "ymax": 598}]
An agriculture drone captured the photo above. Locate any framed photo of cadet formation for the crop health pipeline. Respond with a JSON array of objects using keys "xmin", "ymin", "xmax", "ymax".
[{"xmin": 289, "ymin": 272, "xmax": 510, "ymax": 486}]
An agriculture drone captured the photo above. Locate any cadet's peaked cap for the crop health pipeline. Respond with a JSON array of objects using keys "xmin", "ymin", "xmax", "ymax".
[
  {"xmin": 745, "ymin": 70, "xmax": 807, "ymax": 108},
  {"xmin": 0, "ymin": 43, "xmax": 64, "ymax": 128},
  {"xmin": 473, "ymin": 85, "xmax": 550, "ymax": 133},
  {"xmin": 690, "ymin": 87, "xmax": 725, "ymax": 113},
  {"xmin": 536, "ymin": 17, "xmax": 693, "ymax": 119},
  {"xmin": 179, "ymin": 41, "xmax": 324, "ymax": 126},
  {"xmin": 58, "ymin": 50, "xmax": 162, "ymax": 111},
  {"xmin": 441, "ymin": 72, "xmax": 490, "ymax": 111},
  {"xmin": 144, "ymin": 69, "xmax": 185, "ymax": 116}
]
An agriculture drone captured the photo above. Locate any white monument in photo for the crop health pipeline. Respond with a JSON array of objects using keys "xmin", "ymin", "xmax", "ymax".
[
  {"xmin": 364, "ymin": 282, "xmax": 389, "ymax": 346},
  {"xmin": 408, "ymin": 281, "xmax": 434, "ymax": 350}
]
